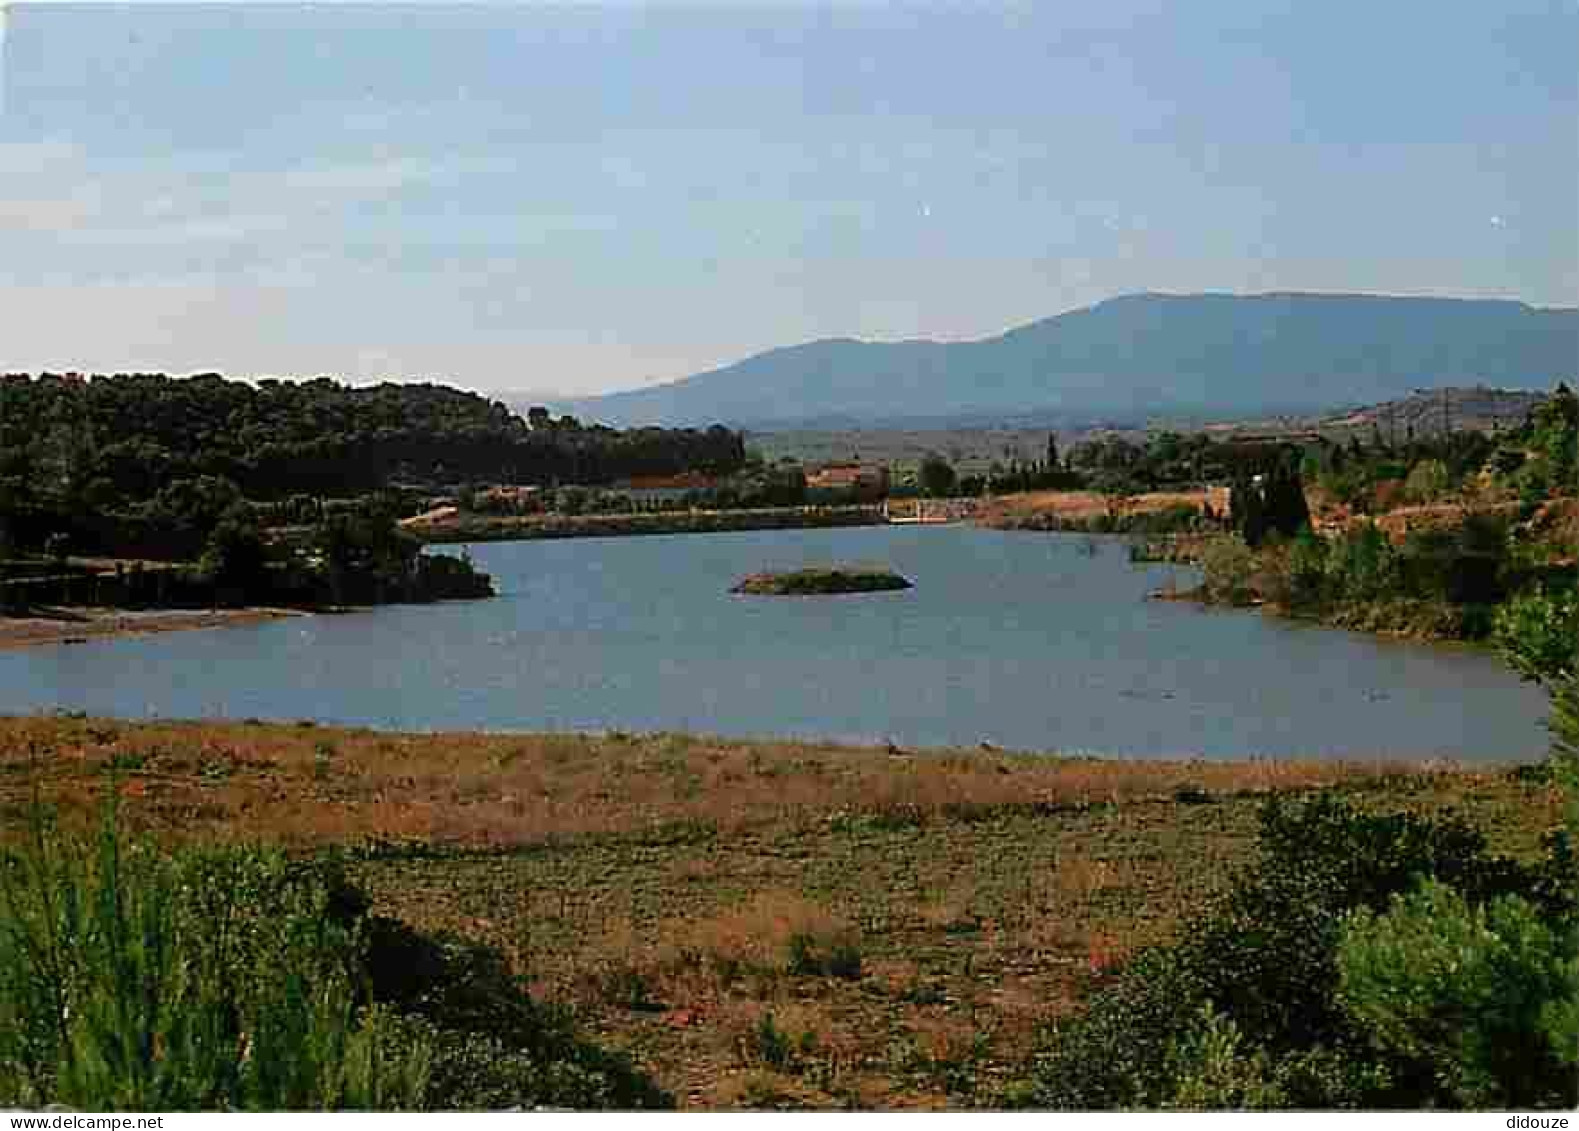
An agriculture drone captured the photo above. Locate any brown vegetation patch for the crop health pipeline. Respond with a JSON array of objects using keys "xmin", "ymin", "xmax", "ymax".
[
  {"xmin": 1371, "ymin": 500, "xmax": 1525, "ymax": 543},
  {"xmin": 0, "ymin": 716, "xmax": 1559, "ymax": 1108},
  {"xmin": 0, "ymin": 717, "xmax": 1453, "ymax": 850},
  {"xmin": 976, "ymin": 488, "xmax": 1229, "ymax": 529}
]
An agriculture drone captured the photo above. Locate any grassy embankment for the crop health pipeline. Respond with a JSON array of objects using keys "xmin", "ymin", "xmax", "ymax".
[{"xmin": 1, "ymin": 716, "xmax": 1560, "ymax": 1109}]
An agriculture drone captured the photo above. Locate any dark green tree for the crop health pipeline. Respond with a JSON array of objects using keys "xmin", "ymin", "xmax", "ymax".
[
  {"xmin": 1230, "ymin": 474, "xmax": 1268, "ymax": 547},
  {"xmin": 918, "ymin": 454, "xmax": 957, "ymax": 498},
  {"xmin": 200, "ymin": 512, "xmax": 270, "ymax": 599},
  {"xmin": 1264, "ymin": 462, "xmax": 1312, "ymax": 539}
]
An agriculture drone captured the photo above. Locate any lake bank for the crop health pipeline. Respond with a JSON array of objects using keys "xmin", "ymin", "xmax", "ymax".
[
  {"xmin": 0, "ymin": 605, "xmax": 309, "ymax": 651},
  {"xmin": 409, "ymin": 504, "xmax": 886, "ymax": 543},
  {"xmin": 1, "ymin": 715, "xmax": 1558, "ymax": 1109},
  {"xmin": 0, "ymin": 527, "xmax": 1547, "ymax": 760}
]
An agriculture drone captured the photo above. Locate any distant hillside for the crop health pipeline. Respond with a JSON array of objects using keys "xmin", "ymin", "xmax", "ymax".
[
  {"xmin": 570, "ymin": 293, "xmax": 1578, "ymax": 428},
  {"xmin": 1195, "ymin": 385, "xmax": 1554, "ymax": 443},
  {"xmin": 1316, "ymin": 386, "xmax": 1551, "ymax": 436}
]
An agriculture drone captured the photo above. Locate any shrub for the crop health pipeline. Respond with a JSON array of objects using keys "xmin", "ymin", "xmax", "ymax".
[
  {"xmin": 784, "ymin": 930, "xmax": 863, "ymax": 980},
  {"xmin": 0, "ymin": 809, "xmax": 431, "ymax": 1110},
  {"xmin": 1337, "ymin": 880, "xmax": 1578, "ymax": 1108},
  {"xmin": 824, "ymin": 941, "xmax": 865, "ymax": 981},
  {"xmin": 1497, "ymin": 585, "xmax": 1579, "ymax": 776},
  {"xmin": 1403, "ymin": 459, "xmax": 1451, "ymax": 505},
  {"xmin": 1325, "ymin": 522, "xmax": 1399, "ymax": 603},
  {"xmin": 1199, "ymin": 535, "xmax": 1257, "ymax": 605},
  {"xmin": 1496, "ymin": 586, "xmax": 1579, "ymax": 684},
  {"xmin": 1163, "ymin": 1004, "xmax": 1285, "ymax": 1110},
  {"xmin": 1286, "ymin": 527, "xmax": 1330, "ymax": 608},
  {"xmin": 1554, "ymin": 671, "xmax": 1579, "ymax": 767},
  {"xmin": 0, "ymin": 803, "xmax": 670, "ymax": 1111},
  {"xmin": 1185, "ymin": 795, "xmax": 1567, "ymax": 1071},
  {"xmin": 1123, "ymin": 503, "xmax": 1202, "ymax": 537},
  {"xmin": 1014, "ymin": 794, "xmax": 1570, "ymax": 1110},
  {"xmin": 750, "ymin": 1012, "xmax": 797, "ymax": 1071},
  {"xmin": 595, "ymin": 965, "xmax": 664, "ymax": 1012},
  {"xmin": 200, "ymin": 513, "xmax": 270, "ymax": 600}
]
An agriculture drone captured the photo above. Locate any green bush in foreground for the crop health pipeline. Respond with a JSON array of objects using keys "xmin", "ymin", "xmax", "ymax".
[
  {"xmin": 1496, "ymin": 586, "xmax": 1579, "ymax": 689},
  {"xmin": 0, "ymin": 811, "xmax": 428, "ymax": 1110},
  {"xmin": 1015, "ymin": 793, "xmax": 1575, "ymax": 1110},
  {"xmin": 0, "ymin": 805, "xmax": 668, "ymax": 1111},
  {"xmin": 1161, "ymin": 1003, "xmax": 1285, "ymax": 1110},
  {"xmin": 1338, "ymin": 879, "xmax": 1577, "ymax": 1109}
]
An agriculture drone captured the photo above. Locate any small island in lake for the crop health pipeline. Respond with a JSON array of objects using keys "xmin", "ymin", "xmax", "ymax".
[{"xmin": 731, "ymin": 565, "xmax": 913, "ymax": 595}]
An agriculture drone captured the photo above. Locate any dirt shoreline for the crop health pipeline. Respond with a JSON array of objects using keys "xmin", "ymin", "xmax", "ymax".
[{"xmin": 0, "ymin": 606, "xmax": 308, "ymax": 651}]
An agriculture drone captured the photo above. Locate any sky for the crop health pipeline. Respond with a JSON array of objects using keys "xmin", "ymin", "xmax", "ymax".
[{"xmin": 1, "ymin": 1, "xmax": 1575, "ymax": 397}]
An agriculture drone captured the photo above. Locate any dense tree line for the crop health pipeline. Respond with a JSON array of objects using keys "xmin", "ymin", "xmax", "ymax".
[
  {"xmin": 0, "ymin": 372, "xmax": 746, "ymax": 508},
  {"xmin": 0, "ymin": 372, "xmax": 746, "ymax": 561},
  {"xmin": 1066, "ymin": 430, "xmax": 1270, "ymax": 494}
]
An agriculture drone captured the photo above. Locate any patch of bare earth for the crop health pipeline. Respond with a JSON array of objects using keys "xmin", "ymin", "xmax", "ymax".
[
  {"xmin": 0, "ymin": 607, "xmax": 304, "ymax": 651},
  {"xmin": 976, "ymin": 488, "xmax": 1229, "ymax": 529}
]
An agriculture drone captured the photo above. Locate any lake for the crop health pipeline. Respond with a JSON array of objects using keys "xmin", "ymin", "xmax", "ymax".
[{"xmin": 0, "ymin": 526, "xmax": 1551, "ymax": 761}]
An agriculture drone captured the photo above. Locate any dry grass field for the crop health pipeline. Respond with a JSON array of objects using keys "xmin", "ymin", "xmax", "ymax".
[
  {"xmin": 0, "ymin": 715, "xmax": 1560, "ymax": 1108},
  {"xmin": 975, "ymin": 488, "xmax": 1230, "ymax": 529}
]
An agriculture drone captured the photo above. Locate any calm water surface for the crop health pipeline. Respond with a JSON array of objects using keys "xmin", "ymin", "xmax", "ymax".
[{"xmin": 0, "ymin": 527, "xmax": 1549, "ymax": 760}]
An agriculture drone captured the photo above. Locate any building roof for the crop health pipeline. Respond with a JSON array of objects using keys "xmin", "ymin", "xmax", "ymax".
[
  {"xmin": 619, "ymin": 472, "xmax": 719, "ymax": 491},
  {"xmin": 807, "ymin": 464, "xmax": 888, "ymax": 487}
]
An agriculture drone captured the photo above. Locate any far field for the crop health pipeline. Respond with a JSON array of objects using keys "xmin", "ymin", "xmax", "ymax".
[
  {"xmin": 974, "ymin": 486, "xmax": 1230, "ymax": 528},
  {"xmin": 747, "ymin": 386, "xmax": 1550, "ymax": 470},
  {"xmin": 0, "ymin": 716, "xmax": 1558, "ymax": 1109}
]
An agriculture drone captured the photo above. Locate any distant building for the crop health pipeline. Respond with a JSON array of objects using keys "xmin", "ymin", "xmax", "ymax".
[
  {"xmin": 398, "ymin": 505, "xmax": 459, "ymax": 528},
  {"xmin": 806, "ymin": 463, "xmax": 890, "ymax": 501},
  {"xmin": 475, "ymin": 485, "xmax": 544, "ymax": 513},
  {"xmin": 609, "ymin": 471, "xmax": 720, "ymax": 505}
]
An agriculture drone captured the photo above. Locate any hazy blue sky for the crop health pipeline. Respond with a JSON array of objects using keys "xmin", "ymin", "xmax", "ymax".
[{"xmin": 2, "ymin": 1, "xmax": 1575, "ymax": 396}]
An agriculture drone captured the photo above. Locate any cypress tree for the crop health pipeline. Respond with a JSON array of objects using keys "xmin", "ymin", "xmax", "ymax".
[
  {"xmin": 1231, "ymin": 474, "xmax": 1268, "ymax": 547},
  {"xmin": 1265, "ymin": 462, "xmax": 1312, "ymax": 540}
]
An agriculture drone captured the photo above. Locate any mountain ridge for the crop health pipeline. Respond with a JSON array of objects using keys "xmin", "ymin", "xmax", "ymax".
[{"xmin": 563, "ymin": 292, "xmax": 1578, "ymax": 428}]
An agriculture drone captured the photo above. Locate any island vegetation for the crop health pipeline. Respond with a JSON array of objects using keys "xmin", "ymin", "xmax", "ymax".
[{"xmin": 731, "ymin": 566, "xmax": 913, "ymax": 596}]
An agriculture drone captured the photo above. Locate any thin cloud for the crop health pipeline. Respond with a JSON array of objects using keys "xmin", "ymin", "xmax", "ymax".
[{"xmin": 277, "ymin": 157, "xmax": 447, "ymax": 194}]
